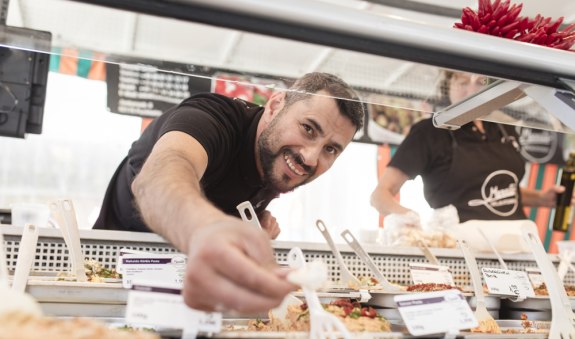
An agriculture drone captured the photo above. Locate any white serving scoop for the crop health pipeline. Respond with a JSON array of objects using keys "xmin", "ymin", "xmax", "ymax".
[
  {"xmin": 11, "ymin": 224, "xmax": 39, "ymax": 292},
  {"xmin": 236, "ymin": 200, "xmax": 302, "ymax": 319},
  {"xmin": 0, "ymin": 231, "xmax": 42, "ymax": 316}
]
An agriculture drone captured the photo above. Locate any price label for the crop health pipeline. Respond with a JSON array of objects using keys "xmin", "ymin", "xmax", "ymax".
[
  {"xmin": 525, "ymin": 267, "xmax": 545, "ymax": 289},
  {"xmin": 125, "ymin": 282, "xmax": 222, "ymax": 333},
  {"xmin": 410, "ymin": 263, "xmax": 454, "ymax": 285},
  {"xmin": 395, "ymin": 289, "xmax": 477, "ymax": 336},
  {"xmin": 481, "ymin": 268, "xmax": 535, "ymax": 298},
  {"xmin": 120, "ymin": 253, "xmax": 187, "ymax": 288}
]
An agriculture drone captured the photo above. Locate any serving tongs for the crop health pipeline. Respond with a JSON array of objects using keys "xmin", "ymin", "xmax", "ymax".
[
  {"xmin": 522, "ymin": 224, "xmax": 575, "ymax": 339},
  {"xmin": 340, "ymin": 229, "xmax": 403, "ymax": 292},
  {"xmin": 51, "ymin": 199, "xmax": 87, "ymax": 282},
  {"xmin": 315, "ymin": 220, "xmax": 360, "ymax": 288},
  {"xmin": 458, "ymin": 239, "xmax": 501, "ymax": 334}
]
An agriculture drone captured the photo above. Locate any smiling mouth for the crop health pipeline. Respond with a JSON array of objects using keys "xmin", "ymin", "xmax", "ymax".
[{"xmin": 284, "ymin": 154, "xmax": 305, "ymax": 176}]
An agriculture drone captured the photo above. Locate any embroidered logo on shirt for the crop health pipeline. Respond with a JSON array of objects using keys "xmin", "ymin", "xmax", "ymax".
[
  {"xmin": 467, "ymin": 170, "xmax": 519, "ymax": 217},
  {"xmin": 517, "ymin": 127, "xmax": 559, "ymax": 164}
]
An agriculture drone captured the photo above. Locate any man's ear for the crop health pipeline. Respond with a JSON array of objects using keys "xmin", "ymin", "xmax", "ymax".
[{"xmin": 265, "ymin": 91, "xmax": 286, "ymax": 118}]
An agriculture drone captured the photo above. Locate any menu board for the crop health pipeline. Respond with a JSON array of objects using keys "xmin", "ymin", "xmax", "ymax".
[{"xmin": 106, "ymin": 62, "xmax": 211, "ymax": 118}]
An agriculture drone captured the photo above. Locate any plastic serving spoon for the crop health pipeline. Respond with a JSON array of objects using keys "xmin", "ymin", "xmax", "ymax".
[
  {"xmin": 236, "ymin": 201, "xmax": 302, "ymax": 319},
  {"xmin": 522, "ymin": 224, "xmax": 575, "ymax": 339},
  {"xmin": 236, "ymin": 201, "xmax": 262, "ymax": 229},
  {"xmin": 315, "ymin": 220, "xmax": 360, "ymax": 287},
  {"xmin": 57, "ymin": 199, "xmax": 88, "ymax": 282},
  {"xmin": 478, "ymin": 228, "xmax": 508, "ymax": 270},
  {"xmin": 340, "ymin": 229, "xmax": 403, "ymax": 292},
  {"xmin": 0, "ymin": 231, "xmax": 42, "ymax": 316},
  {"xmin": 11, "ymin": 224, "xmax": 39, "ymax": 292},
  {"xmin": 416, "ymin": 238, "xmax": 440, "ymax": 266},
  {"xmin": 458, "ymin": 239, "xmax": 501, "ymax": 334}
]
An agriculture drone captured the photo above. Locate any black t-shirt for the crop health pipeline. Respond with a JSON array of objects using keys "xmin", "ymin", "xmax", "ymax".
[
  {"xmin": 94, "ymin": 93, "xmax": 276, "ymax": 232},
  {"xmin": 389, "ymin": 118, "xmax": 524, "ymax": 221}
]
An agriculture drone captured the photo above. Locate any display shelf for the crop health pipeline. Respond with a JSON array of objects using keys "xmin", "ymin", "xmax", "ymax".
[{"xmin": 2, "ymin": 225, "xmax": 574, "ymax": 288}]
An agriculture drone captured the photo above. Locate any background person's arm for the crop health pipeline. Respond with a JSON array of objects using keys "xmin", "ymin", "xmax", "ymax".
[
  {"xmin": 131, "ymin": 131, "xmax": 295, "ymax": 313},
  {"xmin": 370, "ymin": 166, "xmax": 412, "ymax": 216},
  {"xmin": 520, "ymin": 186, "xmax": 566, "ymax": 208}
]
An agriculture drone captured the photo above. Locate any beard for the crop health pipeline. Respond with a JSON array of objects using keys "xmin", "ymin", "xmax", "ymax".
[{"xmin": 258, "ymin": 120, "xmax": 315, "ymax": 194}]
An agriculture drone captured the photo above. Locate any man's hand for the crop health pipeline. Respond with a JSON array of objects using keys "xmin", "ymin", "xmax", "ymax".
[
  {"xmin": 258, "ymin": 210, "xmax": 281, "ymax": 239},
  {"xmin": 183, "ymin": 219, "xmax": 296, "ymax": 313}
]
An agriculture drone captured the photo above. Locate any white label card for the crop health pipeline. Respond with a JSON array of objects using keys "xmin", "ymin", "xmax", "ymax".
[
  {"xmin": 410, "ymin": 263, "xmax": 455, "ymax": 285},
  {"xmin": 525, "ymin": 267, "xmax": 545, "ymax": 289},
  {"xmin": 395, "ymin": 289, "xmax": 477, "ymax": 336},
  {"xmin": 481, "ymin": 267, "xmax": 535, "ymax": 297},
  {"xmin": 121, "ymin": 253, "xmax": 187, "ymax": 288},
  {"xmin": 125, "ymin": 282, "xmax": 222, "ymax": 334}
]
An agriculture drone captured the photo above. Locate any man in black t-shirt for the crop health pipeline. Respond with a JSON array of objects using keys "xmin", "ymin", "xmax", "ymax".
[{"xmin": 94, "ymin": 72, "xmax": 364, "ymax": 314}]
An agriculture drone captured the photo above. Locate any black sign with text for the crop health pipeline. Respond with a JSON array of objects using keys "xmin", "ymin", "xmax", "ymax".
[{"xmin": 106, "ymin": 63, "xmax": 211, "ymax": 118}]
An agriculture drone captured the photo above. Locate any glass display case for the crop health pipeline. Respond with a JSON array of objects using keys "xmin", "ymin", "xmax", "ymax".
[
  {"xmin": 1, "ymin": 0, "xmax": 574, "ymax": 243},
  {"xmin": 2, "ymin": 0, "xmax": 574, "ymax": 135}
]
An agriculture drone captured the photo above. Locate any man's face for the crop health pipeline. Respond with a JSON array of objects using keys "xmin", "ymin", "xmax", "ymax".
[{"xmin": 257, "ymin": 91, "xmax": 356, "ymax": 194}]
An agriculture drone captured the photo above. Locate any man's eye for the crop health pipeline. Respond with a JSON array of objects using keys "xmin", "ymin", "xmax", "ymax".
[
  {"xmin": 303, "ymin": 124, "xmax": 313, "ymax": 135},
  {"xmin": 326, "ymin": 146, "xmax": 336, "ymax": 155}
]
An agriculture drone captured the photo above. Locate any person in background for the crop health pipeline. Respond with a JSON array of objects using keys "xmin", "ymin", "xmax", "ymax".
[
  {"xmin": 371, "ymin": 71, "xmax": 565, "ymax": 226},
  {"xmin": 94, "ymin": 72, "xmax": 364, "ymax": 313}
]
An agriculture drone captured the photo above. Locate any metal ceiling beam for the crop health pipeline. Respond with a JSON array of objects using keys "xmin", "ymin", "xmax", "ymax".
[
  {"xmin": 365, "ymin": 0, "xmax": 460, "ymax": 18},
  {"xmin": 218, "ymin": 31, "xmax": 242, "ymax": 66},
  {"xmin": 63, "ymin": 0, "xmax": 575, "ymax": 90}
]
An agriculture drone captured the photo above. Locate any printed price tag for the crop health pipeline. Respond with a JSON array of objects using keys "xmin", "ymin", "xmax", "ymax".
[
  {"xmin": 125, "ymin": 282, "xmax": 222, "ymax": 334},
  {"xmin": 117, "ymin": 248, "xmax": 163, "ymax": 274},
  {"xmin": 395, "ymin": 289, "xmax": 477, "ymax": 336},
  {"xmin": 121, "ymin": 253, "xmax": 187, "ymax": 288},
  {"xmin": 526, "ymin": 267, "xmax": 545, "ymax": 289},
  {"xmin": 410, "ymin": 263, "xmax": 455, "ymax": 285},
  {"xmin": 481, "ymin": 268, "xmax": 535, "ymax": 298}
]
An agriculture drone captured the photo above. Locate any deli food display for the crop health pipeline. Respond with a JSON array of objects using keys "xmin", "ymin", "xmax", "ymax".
[
  {"xmin": 4, "ymin": 218, "xmax": 575, "ymax": 338},
  {"xmin": 248, "ymin": 299, "xmax": 391, "ymax": 333},
  {"xmin": 0, "ymin": 311, "xmax": 158, "ymax": 339}
]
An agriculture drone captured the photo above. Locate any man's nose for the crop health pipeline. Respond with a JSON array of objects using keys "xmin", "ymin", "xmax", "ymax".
[{"xmin": 299, "ymin": 144, "xmax": 322, "ymax": 167}]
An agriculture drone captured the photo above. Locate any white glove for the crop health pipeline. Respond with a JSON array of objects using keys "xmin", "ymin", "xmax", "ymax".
[
  {"xmin": 384, "ymin": 210, "xmax": 422, "ymax": 229},
  {"xmin": 426, "ymin": 204, "xmax": 460, "ymax": 232},
  {"xmin": 379, "ymin": 211, "xmax": 423, "ymax": 247}
]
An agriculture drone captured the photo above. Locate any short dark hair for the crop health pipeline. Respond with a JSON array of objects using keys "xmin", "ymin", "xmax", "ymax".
[{"xmin": 284, "ymin": 72, "xmax": 364, "ymax": 131}]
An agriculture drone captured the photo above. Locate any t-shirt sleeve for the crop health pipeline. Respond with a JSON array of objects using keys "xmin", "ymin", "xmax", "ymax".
[
  {"xmin": 388, "ymin": 120, "xmax": 434, "ymax": 180},
  {"xmin": 157, "ymin": 104, "xmax": 238, "ymax": 169}
]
